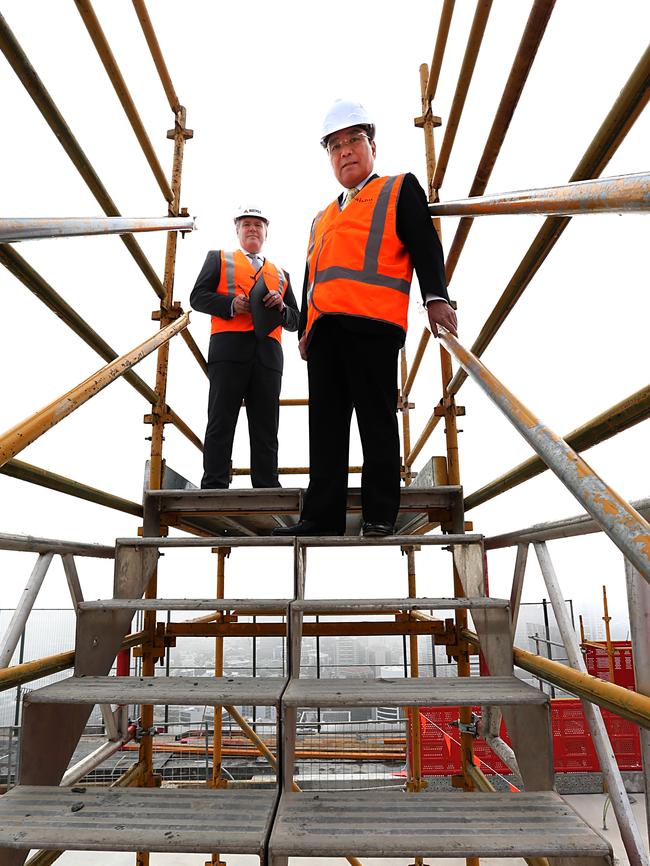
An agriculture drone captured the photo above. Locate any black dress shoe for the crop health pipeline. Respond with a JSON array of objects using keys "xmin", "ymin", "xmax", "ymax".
[
  {"xmin": 272, "ymin": 519, "xmax": 341, "ymax": 537},
  {"xmin": 362, "ymin": 521, "xmax": 395, "ymax": 537}
]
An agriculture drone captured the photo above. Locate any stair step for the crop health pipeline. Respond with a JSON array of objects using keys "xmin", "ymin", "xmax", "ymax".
[
  {"xmin": 79, "ymin": 598, "xmax": 290, "ymax": 612},
  {"xmin": 0, "ymin": 786, "xmax": 277, "ymax": 854},
  {"xmin": 269, "ymin": 790, "xmax": 611, "ymax": 859},
  {"xmin": 144, "ymin": 485, "xmax": 465, "ymax": 537},
  {"xmin": 292, "ymin": 596, "xmax": 508, "ymax": 613},
  {"xmin": 282, "ymin": 675, "xmax": 546, "ymax": 708},
  {"xmin": 26, "ymin": 676, "xmax": 287, "ymax": 707}
]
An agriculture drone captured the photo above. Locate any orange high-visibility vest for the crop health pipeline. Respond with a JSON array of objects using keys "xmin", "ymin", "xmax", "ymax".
[
  {"xmin": 305, "ymin": 174, "xmax": 413, "ymax": 340},
  {"xmin": 211, "ymin": 249, "xmax": 288, "ymax": 343}
]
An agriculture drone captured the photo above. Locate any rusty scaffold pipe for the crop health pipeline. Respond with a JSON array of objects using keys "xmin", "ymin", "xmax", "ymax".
[
  {"xmin": 0, "ymin": 459, "xmax": 143, "ymax": 517},
  {"xmin": 0, "ymin": 313, "xmax": 190, "ymax": 469},
  {"xmin": 465, "ymin": 384, "xmax": 650, "ymax": 513},
  {"xmin": 430, "ymin": 172, "xmax": 650, "ymax": 217},
  {"xmin": 447, "ymin": 42, "xmax": 650, "ymax": 398},
  {"xmin": 485, "ymin": 497, "xmax": 650, "ymax": 550},
  {"xmin": 438, "ymin": 328, "xmax": 650, "ymax": 583},
  {"xmin": 445, "ymin": 0, "xmax": 556, "ymax": 281},
  {"xmin": 0, "ymin": 216, "xmax": 195, "ymax": 243},
  {"xmin": 131, "ymin": 0, "xmax": 182, "ymax": 114},
  {"xmin": 0, "ymin": 12, "xmax": 165, "ymax": 299},
  {"xmin": 74, "ymin": 0, "xmax": 174, "ymax": 203},
  {"xmin": 405, "ymin": 0, "xmax": 555, "ymax": 405},
  {"xmin": 425, "ymin": 0, "xmax": 455, "ymax": 103},
  {"xmin": 431, "ymin": 0, "xmax": 493, "ymax": 195}
]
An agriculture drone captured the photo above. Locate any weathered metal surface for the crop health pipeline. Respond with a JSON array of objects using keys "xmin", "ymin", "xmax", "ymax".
[
  {"xmin": 282, "ymin": 674, "xmax": 546, "ymax": 708},
  {"xmin": 445, "ymin": 0, "xmax": 556, "ymax": 281},
  {"xmin": 447, "ymin": 41, "xmax": 650, "ymax": 398},
  {"xmin": 0, "ymin": 633, "xmax": 144, "ymax": 693},
  {"xmin": 467, "ymin": 385, "xmax": 650, "ymax": 514},
  {"xmin": 0, "ymin": 216, "xmax": 194, "ymax": 243},
  {"xmin": 1, "ymin": 460, "xmax": 143, "ymax": 517},
  {"xmin": 431, "ymin": 0, "xmax": 493, "ymax": 193},
  {"xmin": 425, "ymin": 0, "xmax": 456, "ymax": 102},
  {"xmin": 298, "ymin": 533, "xmax": 481, "ymax": 547},
  {"xmin": 27, "ymin": 675, "xmax": 288, "ymax": 707},
  {"xmin": 74, "ymin": 0, "xmax": 174, "ymax": 202},
  {"xmin": 0, "ymin": 787, "xmax": 278, "ymax": 854},
  {"xmin": 180, "ymin": 327, "xmax": 208, "ymax": 376},
  {"xmin": 430, "ymin": 172, "xmax": 650, "ymax": 217},
  {"xmin": 535, "ymin": 543, "xmax": 648, "ymax": 866},
  {"xmin": 132, "ymin": 0, "xmax": 182, "ymax": 114},
  {"xmin": 0, "ymin": 532, "xmax": 114, "ymax": 557},
  {"xmin": 0, "ymin": 13, "xmax": 165, "ymax": 299},
  {"xmin": 0, "ymin": 552, "xmax": 53, "ymax": 667},
  {"xmin": 0, "ymin": 313, "xmax": 189, "ymax": 469},
  {"xmin": 79, "ymin": 597, "xmax": 289, "ymax": 611},
  {"xmin": 486, "ymin": 497, "xmax": 650, "ymax": 549},
  {"xmin": 291, "ymin": 596, "xmax": 509, "ymax": 613},
  {"xmin": 440, "ymin": 330, "xmax": 650, "ymax": 583},
  {"xmin": 269, "ymin": 791, "xmax": 612, "ymax": 859},
  {"xmin": 625, "ymin": 559, "xmax": 650, "ymax": 847}
]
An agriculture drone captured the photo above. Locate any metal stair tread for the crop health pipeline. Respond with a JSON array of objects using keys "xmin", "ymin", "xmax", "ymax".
[
  {"xmin": 282, "ymin": 675, "xmax": 547, "ymax": 707},
  {"xmin": 26, "ymin": 675, "xmax": 288, "ymax": 706},
  {"xmin": 0, "ymin": 786, "xmax": 277, "ymax": 854},
  {"xmin": 269, "ymin": 790, "xmax": 611, "ymax": 858},
  {"xmin": 79, "ymin": 598, "xmax": 290, "ymax": 612},
  {"xmin": 291, "ymin": 596, "xmax": 509, "ymax": 613}
]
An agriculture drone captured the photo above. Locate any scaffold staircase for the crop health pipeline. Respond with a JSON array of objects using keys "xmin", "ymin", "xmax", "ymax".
[{"xmin": 0, "ymin": 486, "xmax": 613, "ymax": 865}]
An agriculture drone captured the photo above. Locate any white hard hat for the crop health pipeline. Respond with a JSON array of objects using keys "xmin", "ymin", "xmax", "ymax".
[
  {"xmin": 234, "ymin": 205, "xmax": 269, "ymax": 225},
  {"xmin": 320, "ymin": 99, "xmax": 376, "ymax": 148}
]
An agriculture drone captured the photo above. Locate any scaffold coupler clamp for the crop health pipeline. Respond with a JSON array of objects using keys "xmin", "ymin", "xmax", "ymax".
[
  {"xmin": 450, "ymin": 711, "xmax": 480, "ymax": 738},
  {"xmin": 134, "ymin": 723, "xmax": 156, "ymax": 741}
]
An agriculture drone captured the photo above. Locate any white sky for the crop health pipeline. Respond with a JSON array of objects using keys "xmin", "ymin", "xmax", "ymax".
[{"xmin": 1, "ymin": 1, "xmax": 648, "ymax": 634}]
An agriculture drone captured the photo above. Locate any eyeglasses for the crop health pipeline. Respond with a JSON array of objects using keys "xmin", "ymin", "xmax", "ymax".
[{"xmin": 327, "ymin": 132, "xmax": 370, "ymax": 156}]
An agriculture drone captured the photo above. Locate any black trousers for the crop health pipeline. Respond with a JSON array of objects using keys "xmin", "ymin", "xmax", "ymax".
[
  {"xmin": 202, "ymin": 356, "xmax": 281, "ymax": 489},
  {"xmin": 301, "ymin": 317, "xmax": 401, "ymax": 533}
]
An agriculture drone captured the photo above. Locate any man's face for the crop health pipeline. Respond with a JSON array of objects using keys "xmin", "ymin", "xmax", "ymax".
[
  {"xmin": 327, "ymin": 126, "xmax": 376, "ymax": 189},
  {"xmin": 236, "ymin": 217, "xmax": 267, "ymax": 254}
]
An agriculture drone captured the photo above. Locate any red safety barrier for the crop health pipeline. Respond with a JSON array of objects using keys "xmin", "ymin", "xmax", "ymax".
[
  {"xmin": 584, "ymin": 642, "xmax": 636, "ymax": 689},
  {"xmin": 412, "ymin": 698, "xmax": 642, "ymax": 776}
]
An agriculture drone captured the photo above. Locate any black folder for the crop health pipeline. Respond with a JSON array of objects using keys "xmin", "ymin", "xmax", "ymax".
[{"xmin": 249, "ymin": 274, "xmax": 284, "ymax": 338}]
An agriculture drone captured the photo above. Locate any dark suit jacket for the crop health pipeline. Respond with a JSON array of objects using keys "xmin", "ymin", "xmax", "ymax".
[
  {"xmin": 190, "ymin": 250, "xmax": 299, "ymax": 373},
  {"xmin": 299, "ymin": 172, "xmax": 449, "ymax": 349}
]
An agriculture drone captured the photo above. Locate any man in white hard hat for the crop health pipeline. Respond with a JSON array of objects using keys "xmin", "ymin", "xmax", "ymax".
[
  {"xmin": 274, "ymin": 99, "xmax": 457, "ymax": 537},
  {"xmin": 190, "ymin": 206, "xmax": 299, "ymax": 488}
]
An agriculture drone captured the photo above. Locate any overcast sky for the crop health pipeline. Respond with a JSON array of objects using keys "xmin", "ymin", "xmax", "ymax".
[{"xmin": 1, "ymin": 1, "xmax": 648, "ymax": 633}]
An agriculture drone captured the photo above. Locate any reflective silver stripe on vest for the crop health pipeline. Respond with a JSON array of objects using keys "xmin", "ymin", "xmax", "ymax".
[
  {"xmin": 307, "ymin": 211, "xmax": 325, "ymax": 260},
  {"xmin": 223, "ymin": 251, "xmax": 236, "ymax": 296},
  {"xmin": 276, "ymin": 265, "xmax": 286, "ymax": 295},
  {"xmin": 313, "ymin": 176, "xmax": 410, "ymax": 295}
]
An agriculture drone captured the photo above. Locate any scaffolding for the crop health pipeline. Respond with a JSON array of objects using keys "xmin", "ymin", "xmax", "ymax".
[{"xmin": 0, "ymin": 3, "xmax": 649, "ymax": 866}]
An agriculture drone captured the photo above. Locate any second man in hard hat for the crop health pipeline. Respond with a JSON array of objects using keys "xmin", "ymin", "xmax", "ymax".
[
  {"xmin": 274, "ymin": 99, "xmax": 457, "ymax": 537},
  {"xmin": 191, "ymin": 206, "xmax": 299, "ymax": 489}
]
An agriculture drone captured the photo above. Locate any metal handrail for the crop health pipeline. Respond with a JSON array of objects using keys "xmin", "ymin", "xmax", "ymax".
[
  {"xmin": 0, "ymin": 313, "xmax": 190, "ymax": 469},
  {"xmin": 438, "ymin": 328, "xmax": 650, "ymax": 582},
  {"xmin": 430, "ymin": 171, "xmax": 650, "ymax": 217},
  {"xmin": 0, "ymin": 216, "xmax": 195, "ymax": 243}
]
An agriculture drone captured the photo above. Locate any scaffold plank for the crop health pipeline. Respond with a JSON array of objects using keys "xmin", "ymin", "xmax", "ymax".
[
  {"xmin": 282, "ymin": 675, "xmax": 546, "ymax": 708},
  {"xmin": 0, "ymin": 786, "xmax": 277, "ymax": 853},
  {"xmin": 26, "ymin": 676, "xmax": 287, "ymax": 707},
  {"xmin": 270, "ymin": 791, "xmax": 611, "ymax": 859}
]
